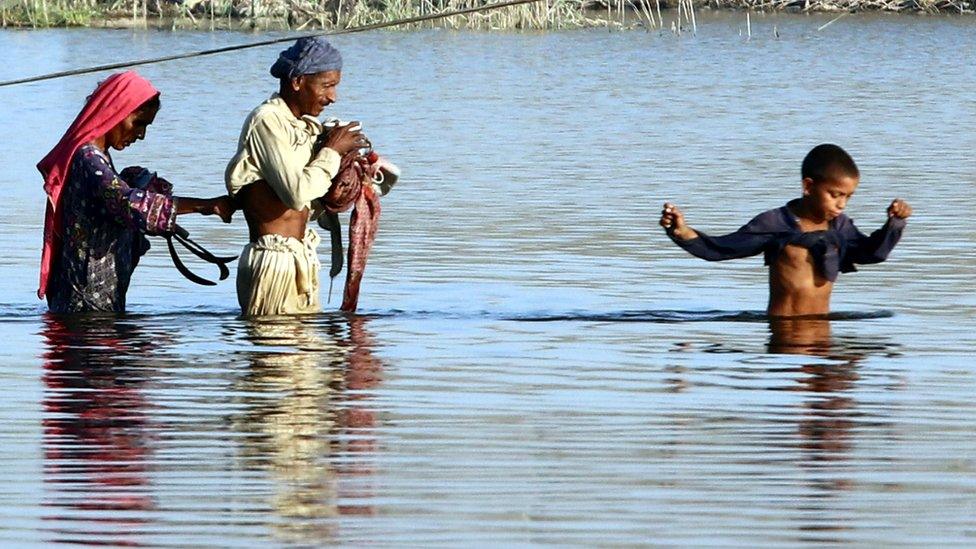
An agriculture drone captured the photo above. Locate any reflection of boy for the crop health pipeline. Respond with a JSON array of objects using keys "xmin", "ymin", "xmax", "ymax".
[{"xmin": 661, "ymin": 144, "xmax": 912, "ymax": 317}]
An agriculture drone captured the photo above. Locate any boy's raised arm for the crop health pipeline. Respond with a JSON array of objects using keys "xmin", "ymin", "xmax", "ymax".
[
  {"xmin": 843, "ymin": 199, "xmax": 911, "ymax": 266},
  {"xmin": 660, "ymin": 202, "xmax": 771, "ymax": 262}
]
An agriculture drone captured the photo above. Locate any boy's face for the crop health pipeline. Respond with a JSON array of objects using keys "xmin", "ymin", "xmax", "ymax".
[{"xmin": 802, "ymin": 174, "xmax": 859, "ymax": 222}]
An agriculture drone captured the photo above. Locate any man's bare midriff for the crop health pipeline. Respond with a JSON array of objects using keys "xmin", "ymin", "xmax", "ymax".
[
  {"xmin": 767, "ymin": 244, "xmax": 833, "ymax": 317},
  {"xmin": 236, "ymin": 180, "xmax": 309, "ymax": 242}
]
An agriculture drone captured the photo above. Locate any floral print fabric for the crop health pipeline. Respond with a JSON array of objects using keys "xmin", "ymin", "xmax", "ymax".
[{"xmin": 46, "ymin": 144, "xmax": 177, "ymax": 313}]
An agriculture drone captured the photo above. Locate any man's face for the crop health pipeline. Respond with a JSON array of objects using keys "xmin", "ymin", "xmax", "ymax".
[
  {"xmin": 803, "ymin": 173, "xmax": 859, "ymax": 222},
  {"xmin": 293, "ymin": 70, "xmax": 341, "ymax": 117}
]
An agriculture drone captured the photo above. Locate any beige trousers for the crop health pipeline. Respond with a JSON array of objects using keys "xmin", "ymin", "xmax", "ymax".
[{"xmin": 237, "ymin": 229, "xmax": 321, "ymax": 316}]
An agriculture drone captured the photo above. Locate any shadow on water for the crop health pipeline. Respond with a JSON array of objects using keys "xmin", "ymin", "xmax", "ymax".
[
  {"xmin": 0, "ymin": 301, "xmax": 896, "ymax": 324},
  {"xmin": 38, "ymin": 312, "xmax": 385, "ymax": 546}
]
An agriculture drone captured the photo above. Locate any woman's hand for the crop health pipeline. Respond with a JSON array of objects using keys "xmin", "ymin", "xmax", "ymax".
[
  {"xmin": 175, "ymin": 196, "xmax": 236, "ymax": 222},
  {"xmin": 208, "ymin": 196, "xmax": 236, "ymax": 223}
]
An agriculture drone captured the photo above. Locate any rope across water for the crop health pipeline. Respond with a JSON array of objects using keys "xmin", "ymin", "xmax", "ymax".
[{"xmin": 0, "ymin": 0, "xmax": 544, "ymax": 88}]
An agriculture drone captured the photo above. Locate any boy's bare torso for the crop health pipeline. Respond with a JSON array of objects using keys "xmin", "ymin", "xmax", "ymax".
[
  {"xmin": 769, "ymin": 244, "xmax": 832, "ymax": 317},
  {"xmin": 768, "ymin": 217, "xmax": 832, "ymax": 317}
]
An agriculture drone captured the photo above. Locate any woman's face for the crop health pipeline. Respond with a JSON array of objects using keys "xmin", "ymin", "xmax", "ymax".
[{"xmin": 105, "ymin": 102, "xmax": 159, "ymax": 151}]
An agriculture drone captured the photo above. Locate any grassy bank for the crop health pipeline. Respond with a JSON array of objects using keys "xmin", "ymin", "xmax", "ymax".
[{"xmin": 0, "ymin": 0, "xmax": 971, "ymax": 30}]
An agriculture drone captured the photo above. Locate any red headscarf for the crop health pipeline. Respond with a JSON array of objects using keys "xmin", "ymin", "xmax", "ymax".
[{"xmin": 36, "ymin": 71, "xmax": 159, "ymax": 299}]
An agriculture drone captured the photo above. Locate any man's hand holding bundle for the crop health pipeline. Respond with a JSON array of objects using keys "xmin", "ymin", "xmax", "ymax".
[{"xmin": 321, "ymin": 121, "xmax": 368, "ymax": 156}]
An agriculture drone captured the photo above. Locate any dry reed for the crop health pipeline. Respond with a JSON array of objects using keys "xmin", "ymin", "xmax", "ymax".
[{"xmin": 0, "ymin": 0, "xmax": 971, "ymax": 29}]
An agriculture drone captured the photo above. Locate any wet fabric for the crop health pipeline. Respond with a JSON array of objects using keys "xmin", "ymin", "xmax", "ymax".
[
  {"xmin": 236, "ymin": 228, "xmax": 321, "ymax": 316},
  {"xmin": 340, "ymin": 184, "xmax": 380, "ymax": 312},
  {"xmin": 46, "ymin": 145, "xmax": 177, "ymax": 313},
  {"xmin": 269, "ymin": 36, "xmax": 343, "ymax": 80},
  {"xmin": 317, "ymin": 152, "xmax": 383, "ymax": 313},
  {"xmin": 669, "ymin": 199, "xmax": 907, "ymax": 281},
  {"xmin": 37, "ymin": 71, "xmax": 160, "ymax": 299}
]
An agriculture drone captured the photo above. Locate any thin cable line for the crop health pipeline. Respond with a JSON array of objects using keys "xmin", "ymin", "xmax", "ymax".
[{"xmin": 0, "ymin": 0, "xmax": 542, "ymax": 88}]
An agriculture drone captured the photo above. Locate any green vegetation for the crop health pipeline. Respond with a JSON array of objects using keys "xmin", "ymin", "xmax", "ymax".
[
  {"xmin": 0, "ymin": 0, "xmax": 971, "ymax": 30},
  {"xmin": 2, "ymin": 0, "xmax": 99, "ymax": 27}
]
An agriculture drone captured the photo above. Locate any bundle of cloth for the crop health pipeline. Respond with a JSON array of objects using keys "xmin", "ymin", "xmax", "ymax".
[{"xmin": 318, "ymin": 147, "xmax": 399, "ymax": 312}]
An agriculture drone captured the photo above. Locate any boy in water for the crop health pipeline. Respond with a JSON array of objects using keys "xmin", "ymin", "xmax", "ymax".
[{"xmin": 660, "ymin": 144, "xmax": 912, "ymax": 317}]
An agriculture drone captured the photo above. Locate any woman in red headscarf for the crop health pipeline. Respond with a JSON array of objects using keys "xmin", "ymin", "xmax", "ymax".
[{"xmin": 38, "ymin": 71, "xmax": 234, "ymax": 313}]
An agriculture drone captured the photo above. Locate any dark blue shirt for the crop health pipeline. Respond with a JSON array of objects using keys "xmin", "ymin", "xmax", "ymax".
[{"xmin": 669, "ymin": 199, "xmax": 907, "ymax": 281}]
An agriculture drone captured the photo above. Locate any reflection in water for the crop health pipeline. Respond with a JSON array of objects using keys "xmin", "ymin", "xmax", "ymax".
[
  {"xmin": 40, "ymin": 313, "xmax": 158, "ymax": 547},
  {"xmin": 768, "ymin": 318, "xmax": 864, "ymax": 461},
  {"xmin": 232, "ymin": 315, "xmax": 383, "ymax": 545},
  {"xmin": 38, "ymin": 312, "xmax": 385, "ymax": 546},
  {"xmin": 768, "ymin": 318, "xmax": 883, "ymax": 542}
]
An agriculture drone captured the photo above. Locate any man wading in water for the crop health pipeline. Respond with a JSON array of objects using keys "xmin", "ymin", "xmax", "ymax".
[{"xmin": 225, "ymin": 37, "xmax": 366, "ymax": 316}]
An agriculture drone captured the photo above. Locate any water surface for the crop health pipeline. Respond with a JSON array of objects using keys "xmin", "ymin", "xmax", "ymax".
[{"xmin": 1, "ymin": 13, "xmax": 975, "ymax": 545}]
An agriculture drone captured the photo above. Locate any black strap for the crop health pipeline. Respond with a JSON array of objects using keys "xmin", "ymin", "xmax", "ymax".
[{"xmin": 165, "ymin": 223, "xmax": 238, "ymax": 286}]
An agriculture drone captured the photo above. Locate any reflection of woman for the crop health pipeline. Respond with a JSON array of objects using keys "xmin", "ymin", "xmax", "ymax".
[
  {"xmin": 37, "ymin": 71, "xmax": 234, "ymax": 313},
  {"xmin": 41, "ymin": 314, "xmax": 155, "ymax": 544}
]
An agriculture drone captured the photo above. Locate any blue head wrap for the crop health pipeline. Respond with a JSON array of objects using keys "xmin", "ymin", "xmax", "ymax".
[{"xmin": 270, "ymin": 37, "xmax": 343, "ymax": 80}]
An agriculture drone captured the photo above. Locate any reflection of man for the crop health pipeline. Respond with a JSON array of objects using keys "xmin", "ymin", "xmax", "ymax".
[
  {"xmin": 232, "ymin": 316, "xmax": 383, "ymax": 543},
  {"xmin": 226, "ymin": 37, "xmax": 366, "ymax": 316}
]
